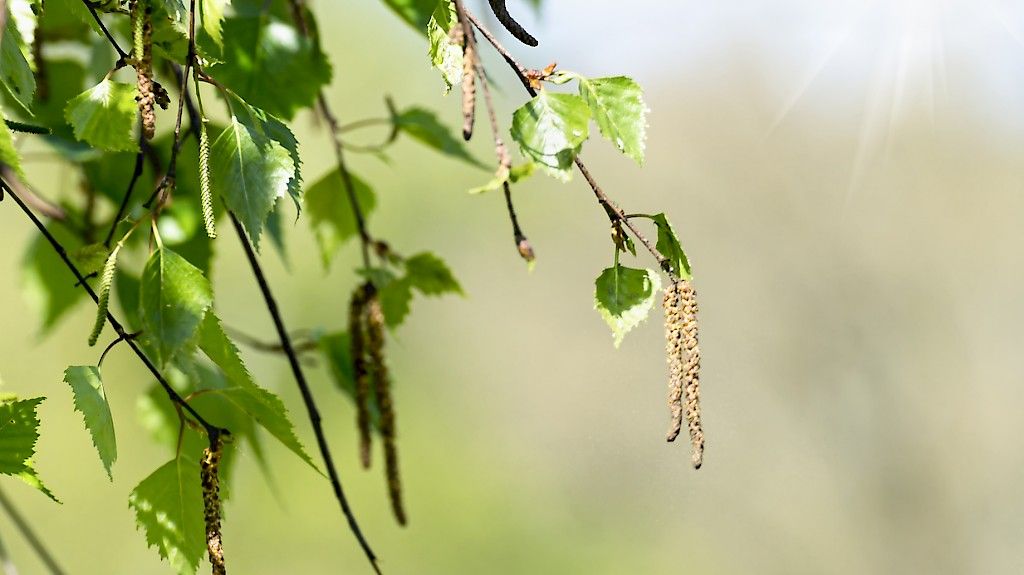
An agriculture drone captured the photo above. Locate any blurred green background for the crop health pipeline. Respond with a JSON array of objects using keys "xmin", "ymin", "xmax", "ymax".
[{"xmin": 3, "ymin": 0, "xmax": 1024, "ymax": 573}]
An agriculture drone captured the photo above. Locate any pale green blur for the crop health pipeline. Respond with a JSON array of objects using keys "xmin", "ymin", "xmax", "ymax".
[{"xmin": 0, "ymin": 1, "xmax": 1021, "ymax": 573}]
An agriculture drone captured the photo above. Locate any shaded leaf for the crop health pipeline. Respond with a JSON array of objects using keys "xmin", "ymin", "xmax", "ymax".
[
  {"xmin": 305, "ymin": 168, "xmax": 376, "ymax": 268},
  {"xmin": 649, "ymin": 213, "xmax": 692, "ymax": 280},
  {"xmin": 381, "ymin": 0, "xmax": 438, "ymax": 31},
  {"xmin": 594, "ymin": 265, "xmax": 661, "ymax": 347},
  {"xmin": 21, "ymin": 226, "xmax": 84, "ymax": 334},
  {"xmin": 396, "ymin": 107, "xmax": 484, "ymax": 168},
  {"xmin": 129, "ymin": 454, "xmax": 206, "ymax": 575},
  {"xmin": 0, "ymin": 16, "xmax": 35, "ymax": 113},
  {"xmin": 510, "ymin": 92, "xmax": 590, "ymax": 181},
  {"xmin": 405, "ymin": 252, "xmax": 463, "ymax": 296},
  {"xmin": 64, "ymin": 366, "xmax": 116, "ymax": 479}
]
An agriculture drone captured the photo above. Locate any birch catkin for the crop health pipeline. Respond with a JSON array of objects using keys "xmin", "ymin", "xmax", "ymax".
[
  {"xmin": 201, "ymin": 436, "xmax": 227, "ymax": 575},
  {"xmin": 461, "ymin": 27, "xmax": 477, "ymax": 141},
  {"xmin": 663, "ymin": 280, "xmax": 704, "ymax": 469},
  {"xmin": 349, "ymin": 283, "xmax": 373, "ymax": 469},
  {"xmin": 132, "ymin": 0, "xmax": 157, "ymax": 140},
  {"xmin": 366, "ymin": 293, "xmax": 406, "ymax": 526}
]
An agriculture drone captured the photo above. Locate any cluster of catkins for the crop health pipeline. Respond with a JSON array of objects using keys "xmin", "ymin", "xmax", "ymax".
[
  {"xmin": 349, "ymin": 282, "xmax": 406, "ymax": 525},
  {"xmin": 663, "ymin": 280, "xmax": 704, "ymax": 469},
  {"xmin": 201, "ymin": 435, "xmax": 227, "ymax": 575},
  {"xmin": 130, "ymin": 0, "xmax": 169, "ymax": 141}
]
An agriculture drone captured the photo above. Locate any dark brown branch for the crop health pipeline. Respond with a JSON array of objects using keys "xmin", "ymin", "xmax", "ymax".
[
  {"xmin": 81, "ymin": 0, "xmax": 128, "ymax": 62},
  {"xmin": 0, "ymin": 176, "xmax": 225, "ymax": 439},
  {"xmin": 227, "ymin": 213, "xmax": 381, "ymax": 574},
  {"xmin": 0, "ymin": 486, "xmax": 64, "ymax": 575},
  {"xmin": 464, "ymin": 8, "xmax": 675, "ymax": 279},
  {"xmin": 486, "ymin": 0, "xmax": 538, "ymax": 47},
  {"xmin": 104, "ymin": 135, "xmax": 146, "ymax": 247}
]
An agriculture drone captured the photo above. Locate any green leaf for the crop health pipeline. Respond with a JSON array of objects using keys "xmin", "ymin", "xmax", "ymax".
[
  {"xmin": 0, "ymin": 398, "xmax": 43, "ymax": 475},
  {"xmin": 198, "ymin": 0, "xmax": 230, "ymax": 47},
  {"xmin": 594, "ymin": 265, "xmax": 661, "ymax": 347},
  {"xmin": 64, "ymin": 366, "xmax": 116, "ymax": 479},
  {"xmin": 0, "ymin": 15, "xmax": 35, "ymax": 113},
  {"xmin": 396, "ymin": 107, "xmax": 484, "ymax": 168},
  {"xmin": 64, "ymin": 80, "xmax": 139, "ymax": 152},
  {"xmin": 196, "ymin": 314, "xmax": 319, "ymax": 473},
  {"xmin": 129, "ymin": 454, "xmax": 206, "ymax": 575},
  {"xmin": 427, "ymin": 0, "xmax": 462, "ymax": 92},
  {"xmin": 382, "ymin": 0, "xmax": 439, "ymax": 31},
  {"xmin": 0, "ymin": 106, "xmax": 23, "ymax": 178},
  {"xmin": 405, "ymin": 252, "xmax": 463, "ymax": 296},
  {"xmin": 468, "ymin": 162, "xmax": 535, "ymax": 195},
  {"xmin": 140, "ymin": 247, "xmax": 214, "ymax": 366},
  {"xmin": 510, "ymin": 92, "xmax": 590, "ymax": 181},
  {"xmin": 21, "ymin": 226, "xmax": 84, "ymax": 334},
  {"xmin": 649, "ymin": 213, "xmax": 692, "ymax": 280},
  {"xmin": 0, "ymin": 398, "xmax": 57, "ymax": 501},
  {"xmin": 210, "ymin": 104, "xmax": 295, "ymax": 248},
  {"xmin": 577, "ymin": 76, "xmax": 647, "ymax": 164},
  {"xmin": 305, "ymin": 169, "xmax": 376, "ymax": 268},
  {"xmin": 212, "ymin": 16, "xmax": 331, "ymax": 119},
  {"xmin": 378, "ymin": 277, "xmax": 414, "ymax": 328}
]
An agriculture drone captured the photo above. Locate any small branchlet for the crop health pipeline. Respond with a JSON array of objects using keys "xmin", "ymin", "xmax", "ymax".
[
  {"xmin": 663, "ymin": 280, "xmax": 703, "ymax": 469},
  {"xmin": 365, "ymin": 291, "xmax": 405, "ymax": 526},
  {"xmin": 487, "ymin": 0, "xmax": 539, "ymax": 47},
  {"xmin": 200, "ymin": 434, "xmax": 227, "ymax": 575},
  {"xmin": 348, "ymin": 283, "xmax": 373, "ymax": 469}
]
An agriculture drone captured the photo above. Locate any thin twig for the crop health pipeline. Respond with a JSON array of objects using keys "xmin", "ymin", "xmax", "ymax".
[
  {"xmin": 318, "ymin": 94, "xmax": 373, "ymax": 269},
  {"xmin": 104, "ymin": 135, "xmax": 146, "ymax": 247},
  {"xmin": 227, "ymin": 213, "xmax": 382, "ymax": 575},
  {"xmin": 0, "ymin": 176, "xmax": 225, "ymax": 439},
  {"xmin": 0, "ymin": 486, "xmax": 64, "ymax": 575},
  {"xmin": 81, "ymin": 0, "xmax": 128, "ymax": 62},
  {"xmin": 464, "ymin": 8, "xmax": 675, "ymax": 279}
]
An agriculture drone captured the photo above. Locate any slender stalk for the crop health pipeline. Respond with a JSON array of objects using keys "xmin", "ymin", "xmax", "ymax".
[
  {"xmin": 80, "ymin": 0, "xmax": 128, "ymax": 61},
  {"xmin": 318, "ymin": 94, "xmax": 372, "ymax": 269},
  {"xmin": 227, "ymin": 213, "xmax": 381, "ymax": 575},
  {"xmin": 0, "ymin": 177, "xmax": 224, "ymax": 438},
  {"xmin": 0, "ymin": 487, "xmax": 64, "ymax": 575}
]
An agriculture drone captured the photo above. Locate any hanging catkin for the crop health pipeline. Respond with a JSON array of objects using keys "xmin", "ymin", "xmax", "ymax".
[
  {"xmin": 201, "ymin": 435, "xmax": 227, "ymax": 575},
  {"xmin": 88, "ymin": 244, "xmax": 121, "ymax": 347},
  {"xmin": 349, "ymin": 283, "xmax": 373, "ymax": 469},
  {"xmin": 132, "ymin": 0, "xmax": 157, "ymax": 140},
  {"xmin": 366, "ymin": 292, "xmax": 406, "ymax": 525},
  {"xmin": 663, "ymin": 280, "xmax": 704, "ymax": 469},
  {"xmin": 460, "ymin": 27, "xmax": 477, "ymax": 141}
]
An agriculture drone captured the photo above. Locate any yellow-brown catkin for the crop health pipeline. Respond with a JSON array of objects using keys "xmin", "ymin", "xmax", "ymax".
[
  {"xmin": 366, "ymin": 293, "xmax": 406, "ymax": 526},
  {"xmin": 461, "ymin": 28, "xmax": 477, "ymax": 141},
  {"xmin": 663, "ymin": 280, "xmax": 704, "ymax": 469},
  {"xmin": 201, "ymin": 436, "xmax": 227, "ymax": 575},
  {"xmin": 349, "ymin": 283, "xmax": 373, "ymax": 469},
  {"xmin": 132, "ymin": 0, "xmax": 156, "ymax": 140}
]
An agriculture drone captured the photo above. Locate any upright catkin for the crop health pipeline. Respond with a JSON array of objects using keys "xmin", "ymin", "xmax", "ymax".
[
  {"xmin": 663, "ymin": 280, "xmax": 704, "ymax": 469},
  {"xmin": 132, "ymin": 0, "xmax": 156, "ymax": 140},
  {"xmin": 348, "ymin": 283, "xmax": 373, "ymax": 469},
  {"xmin": 461, "ymin": 28, "xmax": 477, "ymax": 141},
  {"xmin": 366, "ymin": 293, "xmax": 406, "ymax": 525},
  {"xmin": 201, "ymin": 435, "xmax": 227, "ymax": 575},
  {"xmin": 198, "ymin": 122, "xmax": 217, "ymax": 239}
]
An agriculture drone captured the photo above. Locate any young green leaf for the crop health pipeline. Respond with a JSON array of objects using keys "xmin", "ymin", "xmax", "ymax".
[
  {"xmin": 577, "ymin": 76, "xmax": 647, "ymax": 164},
  {"xmin": 140, "ymin": 247, "xmax": 214, "ymax": 366},
  {"xmin": 0, "ymin": 16, "xmax": 35, "ymax": 113},
  {"xmin": 305, "ymin": 169, "xmax": 376, "ymax": 268},
  {"xmin": 427, "ymin": 0, "xmax": 462, "ymax": 92},
  {"xmin": 209, "ymin": 107, "xmax": 295, "ymax": 248},
  {"xmin": 197, "ymin": 314, "xmax": 320, "ymax": 473},
  {"xmin": 198, "ymin": 0, "xmax": 230, "ymax": 48},
  {"xmin": 468, "ymin": 162, "xmax": 535, "ymax": 195},
  {"xmin": 405, "ymin": 252, "xmax": 464, "ymax": 296},
  {"xmin": 594, "ymin": 265, "xmax": 661, "ymax": 347},
  {"xmin": 88, "ymin": 244, "xmax": 119, "ymax": 347},
  {"xmin": 64, "ymin": 80, "xmax": 139, "ymax": 152},
  {"xmin": 212, "ymin": 16, "xmax": 331, "ymax": 119},
  {"xmin": 649, "ymin": 213, "xmax": 692, "ymax": 280},
  {"xmin": 0, "ymin": 397, "xmax": 58, "ymax": 501},
  {"xmin": 382, "ymin": 0, "xmax": 439, "ymax": 31},
  {"xmin": 378, "ymin": 277, "xmax": 414, "ymax": 328},
  {"xmin": 510, "ymin": 92, "xmax": 590, "ymax": 181},
  {"xmin": 64, "ymin": 366, "xmax": 116, "ymax": 479},
  {"xmin": 129, "ymin": 454, "xmax": 206, "ymax": 575},
  {"xmin": 395, "ymin": 107, "xmax": 485, "ymax": 168}
]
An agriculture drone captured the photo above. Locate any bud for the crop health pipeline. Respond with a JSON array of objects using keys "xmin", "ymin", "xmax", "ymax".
[{"xmin": 516, "ymin": 236, "xmax": 535, "ymax": 263}]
